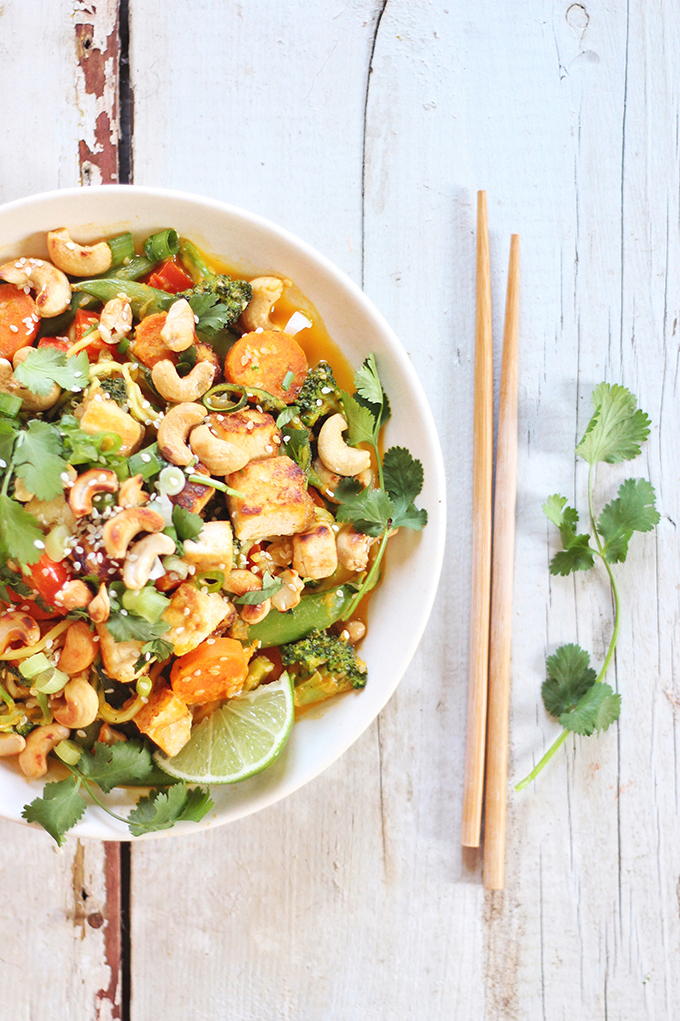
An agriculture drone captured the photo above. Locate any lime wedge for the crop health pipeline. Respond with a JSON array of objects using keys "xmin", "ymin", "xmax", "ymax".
[{"xmin": 154, "ymin": 672, "xmax": 294, "ymax": 784}]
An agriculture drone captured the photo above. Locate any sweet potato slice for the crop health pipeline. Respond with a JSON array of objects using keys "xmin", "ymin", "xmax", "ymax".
[{"xmin": 225, "ymin": 329, "xmax": 307, "ymax": 404}]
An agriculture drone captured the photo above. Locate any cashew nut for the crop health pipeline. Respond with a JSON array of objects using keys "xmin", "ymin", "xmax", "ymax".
[
  {"xmin": 52, "ymin": 675, "xmax": 99, "ymax": 729},
  {"xmin": 151, "ymin": 358, "xmax": 215, "ymax": 403},
  {"xmin": 0, "ymin": 258, "xmax": 71, "ymax": 317},
  {"xmin": 101, "ymin": 506, "xmax": 166, "ymax": 559},
  {"xmin": 123, "ymin": 532, "xmax": 176, "ymax": 590},
  {"xmin": 157, "ymin": 402, "xmax": 207, "ymax": 465},
  {"xmin": 0, "ymin": 611, "xmax": 40, "ymax": 656},
  {"xmin": 98, "ymin": 722, "xmax": 127, "ymax": 746},
  {"xmin": 118, "ymin": 474, "xmax": 149, "ymax": 509},
  {"xmin": 270, "ymin": 569, "xmax": 304, "ymax": 612},
  {"xmin": 47, "ymin": 227, "xmax": 113, "ymax": 277},
  {"xmin": 189, "ymin": 424, "xmax": 249, "ymax": 475},
  {"xmin": 18, "ymin": 723, "xmax": 70, "ymax": 779},
  {"xmin": 336, "ymin": 526, "xmax": 376, "ymax": 573},
  {"xmin": 344, "ymin": 620, "xmax": 367, "ymax": 645},
  {"xmin": 68, "ymin": 468, "xmax": 119, "ymax": 517},
  {"xmin": 98, "ymin": 297, "xmax": 133, "ymax": 345},
  {"xmin": 57, "ymin": 620, "xmax": 99, "ymax": 675},
  {"xmin": 310, "ymin": 457, "xmax": 341, "ymax": 502},
  {"xmin": 53, "ymin": 580, "xmax": 93, "ymax": 610},
  {"xmin": 88, "ymin": 583, "xmax": 110, "ymax": 624},
  {"xmin": 223, "ymin": 569, "xmax": 271, "ymax": 624},
  {"xmin": 13, "ymin": 477, "xmax": 34, "ymax": 502},
  {"xmin": 317, "ymin": 414, "xmax": 371, "ymax": 476},
  {"xmin": 160, "ymin": 298, "xmax": 196, "ymax": 352},
  {"xmin": 0, "ymin": 733, "xmax": 26, "ymax": 757},
  {"xmin": 0, "ymin": 357, "xmax": 60, "ymax": 412},
  {"xmin": 240, "ymin": 276, "xmax": 289, "ymax": 332}
]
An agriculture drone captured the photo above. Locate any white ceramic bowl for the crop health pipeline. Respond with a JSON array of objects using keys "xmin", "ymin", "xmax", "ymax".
[{"xmin": 0, "ymin": 186, "xmax": 446, "ymax": 840}]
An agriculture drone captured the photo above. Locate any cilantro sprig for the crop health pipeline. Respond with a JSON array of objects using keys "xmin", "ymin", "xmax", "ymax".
[
  {"xmin": 14, "ymin": 346, "xmax": 89, "ymax": 397},
  {"xmin": 333, "ymin": 356, "xmax": 427, "ymax": 619},
  {"xmin": 516, "ymin": 383, "xmax": 658, "ymax": 790},
  {"xmin": 21, "ymin": 739, "xmax": 212, "ymax": 845}
]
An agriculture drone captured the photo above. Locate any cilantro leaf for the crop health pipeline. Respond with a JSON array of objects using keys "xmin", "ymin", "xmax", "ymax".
[
  {"xmin": 336, "ymin": 485, "xmax": 394, "ymax": 537},
  {"xmin": 576, "ymin": 383, "xmax": 651, "ymax": 465},
  {"xmin": 172, "ymin": 504, "xmax": 203, "ymax": 542},
  {"xmin": 383, "ymin": 446, "xmax": 427, "ymax": 531},
  {"xmin": 276, "ymin": 405, "xmax": 300, "ymax": 429},
  {"xmin": 543, "ymin": 494, "xmax": 580, "ymax": 547},
  {"xmin": 541, "ymin": 644, "xmax": 597, "ymax": 718},
  {"xmin": 21, "ymin": 776, "xmax": 87, "ymax": 847},
  {"xmin": 14, "ymin": 421, "xmax": 69, "ymax": 500},
  {"xmin": 234, "ymin": 570, "xmax": 284, "ymax": 604},
  {"xmin": 282, "ymin": 426, "xmax": 312, "ymax": 474},
  {"xmin": 186, "ymin": 292, "xmax": 233, "ymax": 339},
  {"xmin": 127, "ymin": 782, "xmax": 213, "ymax": 836},
  {"xmin": 134, "ymin": 638, "xmax": 174, "ymax": 671},
  {"xmin": 597, "ymin": 478, "xmax": 660, "ymax": 563},
  {"xmin": 560, "ymin": 682, "xmax": 621, "ymax": 736},
  {"xmin": 0, "ymin": 494, "xmax": 44, "ymax": 565},
  {"xmin": 354, "ymin": 353, "xmax": 384, "ymax": 406},
  {"xmin": 549, "ymin": 534, "xmax": 596, "ymax": 575},
  {"xmin": 14, "ymin": 347, "xmax": 90, "ymax": 397},
  {"xmin": 75, "ymin": 739, "xmax": 159, "ymax": 794},
  {"xmin": 340, "ymin": 391, "xmax": 379, "ymax": 447},
  {"xmin": 0, "ymin": 419, "xmax": 17, "ymax": 466},
  {"xmin": 105, "ymin": 612, "xmax": 170, "ymax": 643}
]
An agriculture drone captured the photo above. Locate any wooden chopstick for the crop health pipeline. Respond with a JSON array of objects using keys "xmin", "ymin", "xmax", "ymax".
[
  {"xmin": 483, "ymin": 234, "xmax": 520, "ymax": 890},
  {"xmin": 461, "ymin": 191, "xmax": 494, "ymax": 848}
]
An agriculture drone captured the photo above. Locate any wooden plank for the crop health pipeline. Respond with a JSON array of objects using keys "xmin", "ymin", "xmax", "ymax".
[{"xmin": 0, "ymin": 4, "xmax": 123, "ymax": 1018}]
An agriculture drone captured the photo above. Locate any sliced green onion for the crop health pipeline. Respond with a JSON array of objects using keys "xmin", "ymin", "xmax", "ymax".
[
  {"xmin": 187, "ymin": 475, "xmax": 245, "ymax": 498},
  {"xmin": 0, "ymin": 393, "xmax": 22, "ymax": 417},
  {"xmin": 0, "ymin": 683, "xmax": 14, "ymax": 709},
  {"xmin": 158, "ymin": 465, "xmax": 186, "ymax": 496},
  {"xmin": 121, "ymin": 586, "xmax": 171, "ymax": 624},
  {"xmin": 44, "ymin": 524, "xmax": 72, "ymax": 563},
  {"xmin": 32, "ymin": 667, "xmax": 69, "ymax": 695},
  {"xmin": 144, "ymin": 229, "xmax": 179, "ymax": 263},
  {"xmin": 281, "ymin": 370, "xmax": 295, "ymax": 392},
  {"xmin": 195, "ymin": 571, "xmax": 225, "ymax": 593},
  {"xmin": 161, "ymin": 554, "xmax": 190, "ymax": 580},
  {"xmin": 34, "ymin": 690, "xmax": 52, "ymax": 723},
  {"xmin": 202, "ymin": 383, "xmax": 248, "ymax": 413},
  {"xmin": 136, "ymin": 676, "xmax": 153, "ymax": 699},
  {"xmin": 107, "ymin": 231, "xmax": 135, "ymax": 267},
  {"xmin": 19, "ymin": 653, "xmax": 51, "ymax": 680},
  {"xmin": 128, "ymin": 443, "xmax": 164, "ymax": 480},
  {"xmin": 54, "ymin": 739, "xmax": 83, "ymax": 766},
  {"xmin": 117, "ymin": 336, "xmax": 131, "ymax": 355}
]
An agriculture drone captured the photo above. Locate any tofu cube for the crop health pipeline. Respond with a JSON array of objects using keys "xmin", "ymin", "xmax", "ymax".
[
  {"xmin": 209, "ymin": 409, "xmax": 281, "ymax": 465},
  {"xmin": 135, "ymin": 685, "xmax": 191, "ymax": 757},
  {"xmin": 292, "ymin": 521, "xmax": 338, "ymax": 579},
  {"xmin": 226, "ymin": 455, "xmax": 315, "ymax": 542},
  {"xmin": 183, "ymin": 520, "xmax": 234, "ymax": 574},
  {"xmin": 79, "ymin": 396, "xmax": 143, "ymax": 455},
  {"xmin": 96, "ymin": 623, "xmax": 144, "ymax": 684},
  {"xmin": 170, "ymin": 463, "xmax": 215, "ymax": 516},
  {"xmin": 162, "ymin": 583, "xmax": 232, "ymax": 656}
]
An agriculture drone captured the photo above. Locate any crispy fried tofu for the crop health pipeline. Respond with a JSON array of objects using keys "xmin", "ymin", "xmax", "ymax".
[
  {"xmin": 162, "ymin": 583, "xmax": 232, "ymax": 656},
  {"xmin": 292, "ymin": 521, "xmax": 338, "ymax": 579},
  {"xmin": 170, "ymin": 462, "xmax": 215, "ymax": 516},
  {"xmin": 96, "ymin": 623, "xmax": 144, "ymax": 684},
  {"xmin": 134, "ymin": 685, "xmax": 191, "ymax": 756},
  {"xmin": 226, "ymin": 455, "xmax": 315, "ymax": 542},
  {"xmin": 208, "ymin": 409, "xmax": 281, "ymax": 465},
  {"xmin": 183, "ymin": 520, "xmax": 234, "ymax": 574},
  {"xmin": 79, "ymin": 395, "xmax": 143, "ymax": 455}
]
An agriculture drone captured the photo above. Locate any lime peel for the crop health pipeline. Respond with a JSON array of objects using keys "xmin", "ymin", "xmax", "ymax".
[{"xmin": 153, "ymin": 672, "xmax": 294, "ymax": 785}]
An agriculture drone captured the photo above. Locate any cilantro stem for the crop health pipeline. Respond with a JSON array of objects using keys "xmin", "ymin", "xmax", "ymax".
[
  {"xmin": 66, "ymin": 766, "xmax": 133, "ymax": 828},
  {"xmin": 515, "ymin": 466, "xmax": 622, "ymax": 791},
  {"xmin": 341, "ymin": 528, "xmax": 390, "ymax": 621}
]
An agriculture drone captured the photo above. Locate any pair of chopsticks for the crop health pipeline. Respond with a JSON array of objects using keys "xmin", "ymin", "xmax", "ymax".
[{"xmin": 461, "ymin": 191, "xmax": 519, "ymax": 890}]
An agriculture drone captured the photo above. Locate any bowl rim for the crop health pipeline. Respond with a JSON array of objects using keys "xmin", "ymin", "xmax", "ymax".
[{"xmin": 0, "ymin": 185, "xmax": 447, "ymax": 840}]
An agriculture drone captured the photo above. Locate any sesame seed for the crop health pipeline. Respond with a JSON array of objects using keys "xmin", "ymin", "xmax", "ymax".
[
  {"xmin": 33, "ymin": 540, "xmax": 45, "ymax": 549},
  {"xmin": 9, "ymin": 325, "xmax": 18, "ymax": 333}
]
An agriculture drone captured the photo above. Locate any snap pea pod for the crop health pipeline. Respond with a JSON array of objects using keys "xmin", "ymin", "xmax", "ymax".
[
  {"xmin": 248, "ymin": 586, "xmax": 354, "ymax": 647},
  {"xmin": 179, "ymin": 238, "xmax": 214, "ymax": 284},
  {"xmin": 72, "ymin": 278, "xmax": 176, "ymax": 320}
]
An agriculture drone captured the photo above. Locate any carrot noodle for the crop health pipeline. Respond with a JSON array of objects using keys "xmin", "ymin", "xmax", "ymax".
[
  {"xmin": 66, "ymin": 330, "xmax": 102, "ymax": 358},
  {"xmin": 0, "ymin": 619, "xmax": 71, "ymax": 661}
]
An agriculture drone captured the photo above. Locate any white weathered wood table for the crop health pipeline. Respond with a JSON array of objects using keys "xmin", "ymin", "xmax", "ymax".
[{"xmin": 1, "ymin": 2, "xmax": 678, "ymax": 1017}]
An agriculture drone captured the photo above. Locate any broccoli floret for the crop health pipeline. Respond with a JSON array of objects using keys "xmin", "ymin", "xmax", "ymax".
[
  {"xmin": 100, "ymin": 376, "xmax": 129, "ymax": 405},
  {"xmin": 281, "ymin": 628, "xmax": 367, "ymax": 706},
  {"xmin": 178, "ymin": 240, "xmax": 252, "ymax": 336},
  {"xmin": 296, "ymin": 361, "xmax": 343, "ymax": 428}
]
